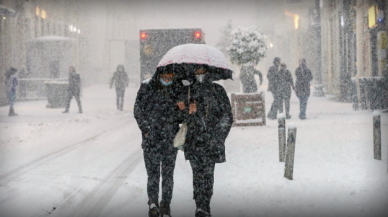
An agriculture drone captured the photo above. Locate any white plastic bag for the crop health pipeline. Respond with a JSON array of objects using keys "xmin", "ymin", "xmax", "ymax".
[
  {"xmin": 174, "ymin": 123, "xmax": 188, "ymax": 150},
  {"xmin": 174, "ymin": 86, "xmax": 190, "ymax": 151}
]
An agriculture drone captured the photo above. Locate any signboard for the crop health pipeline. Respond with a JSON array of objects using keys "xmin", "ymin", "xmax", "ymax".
[
  {"xmin": 231, "ymin": 92, "xmax": 266, "ymax": 127},
  {"xmin": 369, "ymin": 5, "xmax": 377, "ymax": 29}
]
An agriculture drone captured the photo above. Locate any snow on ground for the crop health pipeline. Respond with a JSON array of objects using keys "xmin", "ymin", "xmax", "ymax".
[{"xmin": 0, "ymin": 82, "xmax": 387, "ymax": 217}]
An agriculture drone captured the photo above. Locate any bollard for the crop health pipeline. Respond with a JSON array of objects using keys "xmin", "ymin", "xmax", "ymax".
[
  {"xmin": 278, "ymin": 113, "xmax": 286, "ymax": 162},
  {"xmin": 284, "ymin": 123, "xmax": 297, "ymax": 180},
  {"xmin": 373, "ymin": 111, "xmax": 381, "ymax": 160}
]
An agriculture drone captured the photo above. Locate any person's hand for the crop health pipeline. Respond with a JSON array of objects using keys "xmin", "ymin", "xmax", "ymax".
[
  {"xmin": 145, "ymin": 132, "xmax": 149, "ymax": 137},
  {"xmin": 189, "ymin": 100, "xmax": 197, "ymax": 114},
  {"xmin": 177, "ymin": 101, "xmax": 186, "ymax": 110},
  {"xmin": 110, "ymin": 86, "xmax": 112, "ymax": 89}
]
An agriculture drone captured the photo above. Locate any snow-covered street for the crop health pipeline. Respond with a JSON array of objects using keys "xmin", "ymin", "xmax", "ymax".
[{"xmin": 0, "ymin": 83, "xmax": 387, "ymax": 217}]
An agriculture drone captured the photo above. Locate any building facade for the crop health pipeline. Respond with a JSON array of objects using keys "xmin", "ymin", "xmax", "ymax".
[
  {"xmin": 320, "ymin": 0, "xmax": 388, "ymax": 108},
  {"xmin": 0, "ymin": 0, "xmax": 92, "ymax": 105}
]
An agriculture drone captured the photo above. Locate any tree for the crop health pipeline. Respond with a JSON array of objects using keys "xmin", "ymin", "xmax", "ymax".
[
  {"xmin": 216, "ymin": 20, "xmax": 233, "ymax": 58},
  {"xmin": 227, "ymin": 26, "xmax": 267, "ymax": 66}
]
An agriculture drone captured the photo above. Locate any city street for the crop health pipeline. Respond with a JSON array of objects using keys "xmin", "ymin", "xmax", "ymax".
[{"xmin": 0, "ymin": 82, "xmax": 387, "ymax": 217}]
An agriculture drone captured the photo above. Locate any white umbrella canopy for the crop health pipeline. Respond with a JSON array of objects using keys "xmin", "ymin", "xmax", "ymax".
[{"xmin": 156, "ymin": 44, "xmax": 233, "ymax": 81}]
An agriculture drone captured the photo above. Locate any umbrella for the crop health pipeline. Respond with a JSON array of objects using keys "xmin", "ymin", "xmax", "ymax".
[{"xmin": 156, "ymin": 44, "xmax": 233, "ymax": 81}]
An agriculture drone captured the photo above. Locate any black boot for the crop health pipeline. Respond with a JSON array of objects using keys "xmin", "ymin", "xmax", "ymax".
[
  {"xmin": 160, "ymin": 201, "xmax": 171, "ymax": 217},
  {"xmin": 148, "ymin": 203, "xmax": 159, "ymax": 217},
  {"xmin": 62, "ymin": 110, "xmax": 69, "ymax": 113},
  {"xmin": 195, "ymin": 208, "xmax": 211, "ymax": 217}
]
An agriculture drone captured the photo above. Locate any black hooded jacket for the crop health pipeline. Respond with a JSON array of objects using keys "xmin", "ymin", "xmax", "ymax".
[
  {"xmin": 295, "ymin": 66, "xmax": 313, "ymax": 98},
  {"xmin": 68, "ymin": 72, "xmax": 81, "ymax": 94},
  {"xmin": 183, "ymin": 76, "xmax": 233, "ymax": 163},
  {"xmin": 134, "ymin": 72, "xmax": 187, "ymax": 152},
  {"xmin": 267, "ymin": 62, "xmax": 280, "ymax": 93},
  {"xmin": 277, "ymin": 69, "xmax": 294, "ymax": 97}
]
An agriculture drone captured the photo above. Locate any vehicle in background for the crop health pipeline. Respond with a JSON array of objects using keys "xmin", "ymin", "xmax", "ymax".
[{"xmin": 139, "ymin": 28, "xmax": 205, "ymax": 82}]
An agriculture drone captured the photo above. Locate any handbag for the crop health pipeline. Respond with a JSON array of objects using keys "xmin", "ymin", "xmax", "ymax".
[{"xmin": 173, "ymin": 87, "xmax": 190, "ymax": 150}]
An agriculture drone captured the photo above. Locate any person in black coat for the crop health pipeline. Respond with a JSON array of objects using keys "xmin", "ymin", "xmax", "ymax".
[
  {"xmin": 110, "ymin": 64, "xmax": 129, "ymax": 110},
  {"xmin": 295, "ymin": 59, "xmax": 313, "ymax": 119},
  {"xmin": 184, "ymin": 65, "xmax": 233, "ymax": 217},
  {"xmin": 240, "ymin": 63, "xmax": 263, "ymax": 93},
  {"xmin": 134, "ymin": 66, "xmax": 186, "ymax": 217},
  {"xmin": 267, "ymin": 57, "xmax": 282, "ymax": 119},
  {"xmin": 63, "ymin": 66, "xmax": 82, "ymax": 113},
  {"xmin": 277, "ymin": 63, "xmax": 295, "ymax": 119}
]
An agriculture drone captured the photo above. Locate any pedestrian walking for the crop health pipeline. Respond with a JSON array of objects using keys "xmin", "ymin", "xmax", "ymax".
[
  {"xmin": 62, "ymin": 66, "xmax": 82, "ymax": 114},
  {"xmin": 295, "ymin": 59, "xmax": 313, "ymax": 120},
  {"xmin": 5, "ymin": 67, "xmax": 18, "ymax": 116},
  {"xmin": 267, "ymin": 57, "xmax": 282, "ymax": 119},
  {"xmin": 134, "ymin": 65, "xmax": 186, "ymax": 217},
  {"xmin": 278, "ymin": 63, "xmax": 295, "ymax": 119},
  {"xmin": 110, "ymin": 64, "xmax": 129, "ymax": 111},
  {"xmin": 240, "ymin": 62, "xmax": 263, "ymax": 93},
  {"xmin": 184, "ymin": 65, "xmax": 233, "ymax": 217}
]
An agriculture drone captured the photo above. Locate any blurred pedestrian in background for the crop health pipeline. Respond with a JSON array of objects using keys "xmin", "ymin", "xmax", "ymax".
[
  {"xmin": 277, "ymin": 63, "xmax": 294, "ymax": 119},
  {"xmin": 110, "ymin": 64, "xmax": 129, "ymax": 111},
  {"xmin": 295, "ymin": 59, "xmax": 313, "ymax": 120},
  {"xmin": 63, "ymin": 66, "xmax": 82, "ymax": 114},
  {"xmin": 4, "ymin": 67, "xmax": 18, "ymax": 116},
  {"xmin": 267, "ymin": 57, "xmax": 281, "ymax": 119}
]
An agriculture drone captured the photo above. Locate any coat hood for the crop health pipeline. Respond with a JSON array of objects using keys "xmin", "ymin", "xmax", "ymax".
[{"xmin": 117, "ymin": 64, "xmax": 125, "ymax": 71}]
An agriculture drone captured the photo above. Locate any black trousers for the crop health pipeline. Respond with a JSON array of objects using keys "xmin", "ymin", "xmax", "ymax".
[
  {"xmin": 65, "ymin": 91, "xmax": 82, "ymax": 112},
  {"xmin": 279, "ymin": 93, "xmax": 291, "ymax": 116},
  {"xmin": 189, "ymin": 155, "xmax": 216, "ymax": 213},
  {"xmin": 116, "ymin": 88, "xmax": 125, "ymax": 110},
  {"xmin": 268, "ymin": 91, "xmax": 282, "ymax": 117},
  {"xmin": 143, "ymin": 148, "xmax": 178, "ymax": 206}
]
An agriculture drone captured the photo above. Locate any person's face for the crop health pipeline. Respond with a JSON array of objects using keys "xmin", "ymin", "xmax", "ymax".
[
  {"xmin": 69, "ymin": 67, "xmax": 75, "ymax": 73},
  {"xmin": 275, "ymin": 60, "xmax": 281, "ymax": 66},
  {"xmin": 160, "ymin": 73, "xmax": 174, "ymax": 83}
]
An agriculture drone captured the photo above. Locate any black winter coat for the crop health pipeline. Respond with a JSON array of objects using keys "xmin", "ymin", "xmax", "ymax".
[
  {"xmin": 184, "ymin": 81, "xmax": 233, "ymax": 163},
  {"xmin": 68, "ymin": 73, "xmax": 81, "ymax": 94},
  {"xmin": 277, "ymin": 69, "xmax": 294, "ymax": 97},
  {"xmin": 110, "ymin": 71, "xmax": 129, "ymax": 89},
  {"xmin": 267, "ymin": 64, "xmax": 280, "ymax": 93},
  {"xmin": 295, "ymin": 66, "xmax": 313, "ymax": 98},
  {"xmin": 240, "ymin": 65, "xmax": 263, "ymax": 93},
  {"xmin": 134, "ymin": 76, "xmax": 186, "ymax": 152}
]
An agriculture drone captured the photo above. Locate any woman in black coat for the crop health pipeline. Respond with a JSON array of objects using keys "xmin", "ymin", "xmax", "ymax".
[
  {"xmin": 134, "ymin": 67, "xmax": 186, "ymax": 217},
  {"xmin": 295, "ymin": 59, "xmax": 313, "ymax": 120},
  {"xmin": 184, "ymin": 65, "xmax": 233, "ymax": 217}
]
